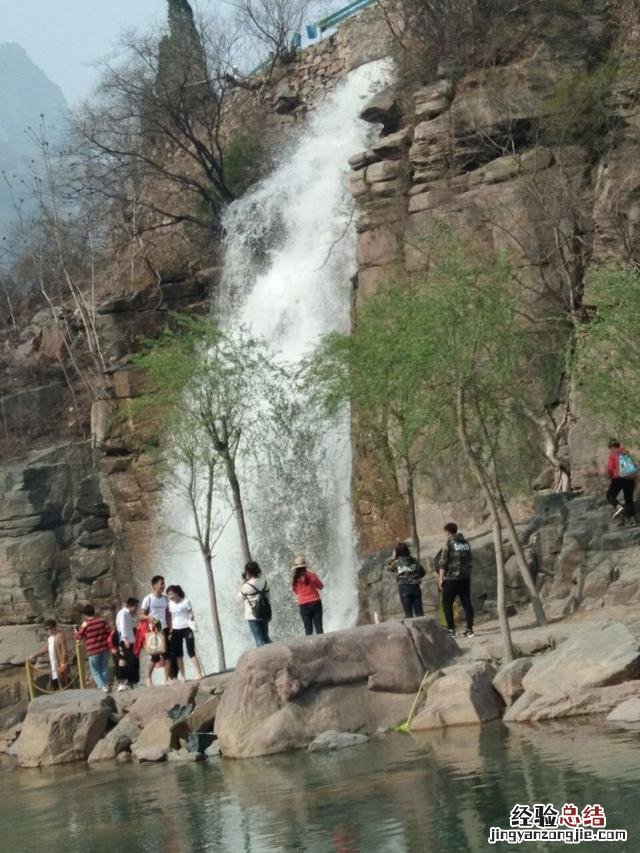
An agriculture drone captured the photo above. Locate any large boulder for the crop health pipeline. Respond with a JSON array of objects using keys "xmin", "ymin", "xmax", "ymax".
[
  {"xmin": 215, "ymin": 619, "xmax": 457, "ymax": 758},
  {"xmin": 126, "ymin": 683, "xmax": 198, "ymax": 727},
  {"xmin": 607, "ymin": 697, "xmax": 640, "ymax": 723},
  {"xmin": 15, "ymin": 690, "xmax": 113, "ymax": 767},
  {"xmin": 522, "ymin": 621, "xmax": 640, "ymax": 694},
  {"xmin": 87, "ymin": 714, "xmax": 141, "ymax": 762},
  {"xmin": 505, "ymin": 681, "xmax": 640, "ymax": 722},
  {"xmin": 411, "ymin": 662, "xmax": 504, "ymax": 730},
  {"xmin": 492, "ymin": 658, "xmax": 533, "ymax": 706}
]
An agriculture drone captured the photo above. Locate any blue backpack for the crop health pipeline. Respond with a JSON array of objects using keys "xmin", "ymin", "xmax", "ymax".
[{"xmin": 619, "ymin": 453, "xmax": 638, "ymax": 478}]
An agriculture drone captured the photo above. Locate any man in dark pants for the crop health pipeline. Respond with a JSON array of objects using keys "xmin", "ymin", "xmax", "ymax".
[
  {"xmin": 387, "ymin": 542, "xmax": 426, "ymax": 617},
  {"xmin": 438, "ymin": 522, "xmax": 474, "ymax": 638},
  {"xmin": 606, "ymin": 439, "xmax": 637, "ymax": 525}
]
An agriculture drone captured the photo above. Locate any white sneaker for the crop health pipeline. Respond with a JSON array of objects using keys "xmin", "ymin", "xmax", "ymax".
[
  {"xmin": 101, "ymin": 686, "xmax": 109, "ymax": 693},
  {"xmin": 117, "ymin": 683, "xmax": 128, "ymax": 692},
  {"xmin": 613, "ymin": 506, "xmax": 624, "ymax": 519}
]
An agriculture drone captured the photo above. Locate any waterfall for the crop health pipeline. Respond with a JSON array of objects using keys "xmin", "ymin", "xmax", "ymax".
[{"xmin": 159, "ymin": 59, "xmax": 392, "ymax": 672}]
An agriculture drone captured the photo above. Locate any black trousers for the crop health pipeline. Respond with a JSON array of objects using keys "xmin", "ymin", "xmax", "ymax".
[
  {"xmin": 399, "ymin": 585, "xmax": 424, "ymax": 618},
  {"xmin": 607, "ymin": 477, "xmax": 636, "ymax": 518},
  {"xmin": 114, "ymin": 644, "xmax": 139, "ymax": 686},
  {"xmin": 299, "ymin": 600, "xmax": 323, "ymax": 635},
  {"xmin": 442, "ymin": 577, "xmax": 474, "ymax": 631}
]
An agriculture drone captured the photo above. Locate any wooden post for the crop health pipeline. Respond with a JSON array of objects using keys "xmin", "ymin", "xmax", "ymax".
[
  {"xmin": 75, "ymin": 640, "xmax": 87, "ymax": 690},
  {"xmin": 25, "ymin": 660, "xmax": 35, "ymax": 701}
]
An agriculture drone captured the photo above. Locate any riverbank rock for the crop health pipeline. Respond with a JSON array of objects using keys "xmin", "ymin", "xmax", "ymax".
[
  {"xmin": 15, "ymin": 690, "xmax": 113, "ymax": 767},
  {"xmin": 308, "ymin": 731, "xmax": 369, "ymax": 752},
  {"xmin": 606, "ymin": 697, "xmax": 640, "ymax": 723},
  {"xmin": 411, "ymin": 662, "xmax": 503, "ymax": 730},
  {"xmin": 504, "ymin": 681, "xmax": 640, "ymax": 722},
  {"xmin": 492, "ymin": 658, "xmax": 533, "ymax": 706},
  {"xmin": 215, "ymin": 619, "xmax": 457, "ymax": 758},
  {"xmin": 87, "ymin": 714, "xmax": 141, "ymax": 762},
  {"xmin": 522, "ymin": 621, "xmax": 640, "ymax": 694},
  {"xmin": 126, "ymin": 683, "xmax": 198, "ymax": 726}
]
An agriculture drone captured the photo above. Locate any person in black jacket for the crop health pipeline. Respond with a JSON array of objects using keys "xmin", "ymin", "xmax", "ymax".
[
  {"xmin": 438, "ymin": 522, "xmax": 474, "ymax": 637},
  {"xmin": 387, "ymin": 542, "xmax": 426, "ymax": 618}
]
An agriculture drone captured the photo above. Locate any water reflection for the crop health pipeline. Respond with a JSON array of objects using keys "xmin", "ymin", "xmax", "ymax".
[{"xmin": 1, "ymin": 721, "xmax": 640, "ymax": 852}]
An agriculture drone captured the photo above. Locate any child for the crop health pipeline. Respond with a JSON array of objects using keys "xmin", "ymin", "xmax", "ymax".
[{"xmin": 74, "ymin": 604, "xmax": 112, "ymax": 692}]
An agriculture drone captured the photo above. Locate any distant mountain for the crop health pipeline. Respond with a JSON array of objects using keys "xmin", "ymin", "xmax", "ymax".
[{"xmin": 0, "ymin": 43, "xmax": 68, "ymax": 236}]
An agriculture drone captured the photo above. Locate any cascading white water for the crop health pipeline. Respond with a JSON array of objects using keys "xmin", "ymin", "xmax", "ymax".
[{"xmin": 159, "ymin": 59, "xmax": 392, "ymax": 672}]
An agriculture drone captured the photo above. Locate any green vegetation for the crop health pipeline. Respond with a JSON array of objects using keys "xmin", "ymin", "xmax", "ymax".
[
  {"xmin": 310, "ymin": 227, "xmax": 555, "ymax": 660},
  {"xmin": 540, "ymin": 56, "xmax": 620, "ymax": 155},
  {"xmin": 224, "ymin": 132, "xmax": 267, "ymax": 197},
  {"xmin": 576, "ymin": 265, "xmax": 640, "ymax": 442},
  {"xmin": 133, "ymin": 314, "xmax": 281, "ymax": 669}
]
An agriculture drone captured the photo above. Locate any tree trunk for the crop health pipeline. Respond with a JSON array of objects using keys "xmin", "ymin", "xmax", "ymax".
[
  {"xmin": 405, "ymin": 463, "xmax": 421, "ymax": 562},
  {"xmin": 457, "ymin": 386, "xmax": 514, "ymax": 663},
  {"xmin": 202, "ymin": 550, "xmax": 226, "ymax": 672},
  {"xmin": 496, "ymin": 491, "xmax": 547, "ymax": 627},
  {"xmin": 224, "ymin": 453, "xmax": 252, "ymax": 564}
]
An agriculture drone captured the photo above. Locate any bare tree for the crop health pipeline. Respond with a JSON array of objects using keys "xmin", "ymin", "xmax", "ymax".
[
  {"xmin": 73, "ymin": 6, "xmax": 238, "ymax": 234},
  {"xmin": 231, "ymin": 0, "xmax": 313, "ymax": 68}
]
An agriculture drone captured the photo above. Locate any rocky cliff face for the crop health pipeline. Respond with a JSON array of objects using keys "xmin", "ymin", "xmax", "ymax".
[{"xmin": 349, "ymin": 2, "xmax": 640, "ymax": 551}]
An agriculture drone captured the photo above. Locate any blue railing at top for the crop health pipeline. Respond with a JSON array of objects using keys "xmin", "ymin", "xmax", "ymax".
[
  {"xmin": 306, "ymin": 0, "xmax": 377, "ymax": 40},
  {"xmin": 248, "ymin": 0, "xmax": 377, "ymax": 75}
]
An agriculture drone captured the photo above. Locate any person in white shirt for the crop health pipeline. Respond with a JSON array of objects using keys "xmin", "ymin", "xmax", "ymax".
[
  {"xmin": 113, "ymin": 597, "xmax": 139, "ymax": 691},
  {"xmin": 140, "ymin": 575, "xmax": 171, "ymax": 687},
  {"xmin": 240, "ymin": 561, "xmax": 272, "ymax": 647},
  {"xmin": 166, "ymin": 585, "xmax": 204, "ymax": 680}
]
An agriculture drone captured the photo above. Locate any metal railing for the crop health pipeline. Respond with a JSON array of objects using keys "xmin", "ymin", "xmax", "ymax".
[{"xmin": 25, "ymin": 640, "xmax": 89, "ymax": 699}]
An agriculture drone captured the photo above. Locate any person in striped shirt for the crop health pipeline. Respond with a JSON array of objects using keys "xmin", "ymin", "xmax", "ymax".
[{"xmin": 74, "ymin": 604, "xmax": 112, "ymax": 692}]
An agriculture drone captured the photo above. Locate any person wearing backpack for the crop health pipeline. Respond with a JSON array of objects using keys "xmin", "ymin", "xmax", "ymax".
[
  {"xmin": 606, "ymin": 439, "xmax": 638, "ymax": 524},
  {"xmin": 438, "ymin": 522, "xmax": 474, "ymax": 638},
  {"xmin": 240, "ymin": 561, "xmax": 272, "ymax": 647},
  {"xmin": 386, "ymin": 542, "xmax": 426, "ymax": 618}
]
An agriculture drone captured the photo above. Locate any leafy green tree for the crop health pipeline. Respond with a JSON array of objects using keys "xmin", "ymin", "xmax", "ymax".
[
  {"xmin": 134, "ymin": 315, "xmax": 278, "ymax": 669},
  {"xmin": 576, "ymin": 265, "xmax": 640, "ymax": 441},
  {"xmin": 311, "ymin": 230, "xmax": 553, "ymax": 660}
]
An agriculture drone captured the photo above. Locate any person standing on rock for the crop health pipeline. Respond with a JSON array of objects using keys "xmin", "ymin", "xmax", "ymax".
[
  {"xmin": 166, "ymin": 585, "xmax": 205, "ymax": 680},
  {"xmin": 386, "ymin": 542, "xmax": 426, "ymax": 618},
  {"xmin": 74, "ymin": 605, "xmax": 112, "ymax": 691},
  {"xmin": 438, "ymin": 523, "xmax": 474, "ymax": 638},
  {"xmin": 606, "ymin": 439, "xmax": 638, "ymax": 525},
  {"xmin": 113, "ymin": 597, "xmax": 140, "ymax": 691},
  {"xmin": 140, "ymin": 575, "xmax": 172, "ymax": 687},
  {"xmin": 240, "ymin": 561, "xmax": 272, "ymax": 647},
  {"xmin": 292, "ymin": 556, "xmax": 324, "ymax": 635},
  {"xmin": 30, "ymin": 619, "xmax": 70, "ymax": 690}
]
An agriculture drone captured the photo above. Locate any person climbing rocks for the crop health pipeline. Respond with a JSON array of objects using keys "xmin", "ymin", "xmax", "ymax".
[
  {"xmin": 113, "ymin": 597, "xmax": 140, "ymax": 691},
  {"xmin": 291, "ymin": 556, "xmax": 324, "ymax": 635},
  {"xmin": 240, "ymin": 561, "xmax": 272, "ymax": 647},
  {"xmin": 140, "ymin": 575, "xmax": 172, "ymax": 687},
  {"xmin": 74, "ymin": 605, "xmax": 112, "ymax": 691},
  {"xmin": 386, "ymin": 542, "xmax": 426, "ymax": 618},
  {"xmin": 438, "ymin": 523, "xmax": 474, "ymax": 638},
  {"xmin": 30, "ymin": 619, "xmax": 70, "ymax": 690},
  {"xmin": 167, "ymin": 585, "xmax": 205, "ymax": 680},
  {"xmin": 606, "ymin": 439, "xmax": 638, "ymax": 525}
]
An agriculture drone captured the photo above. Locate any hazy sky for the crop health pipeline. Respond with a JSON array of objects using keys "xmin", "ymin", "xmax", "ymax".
[{"xmin": 1, "ymin": 0, "xmax": 222, "ymax": 104}]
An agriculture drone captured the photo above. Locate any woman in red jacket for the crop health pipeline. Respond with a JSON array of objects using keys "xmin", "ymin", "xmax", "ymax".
[{"xmin": 291, "ymin": 556, "xmax": 324, "ymax": 635}]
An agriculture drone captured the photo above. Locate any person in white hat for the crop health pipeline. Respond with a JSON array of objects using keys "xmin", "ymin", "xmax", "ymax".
[{"xmin": 291, "ymin": 556, "xmax": 325, "ymax": 635}]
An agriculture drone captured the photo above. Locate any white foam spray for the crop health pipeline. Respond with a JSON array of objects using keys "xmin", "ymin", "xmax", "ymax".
[{"xmin": 159, "ymin": 59, "xmax": 392, "ymax": 671}]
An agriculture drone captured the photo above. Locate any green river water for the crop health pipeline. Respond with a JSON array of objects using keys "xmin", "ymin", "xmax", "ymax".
[{"xmin": 1, "ymin": 720, "xmax": 638, "ymax": 852}]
